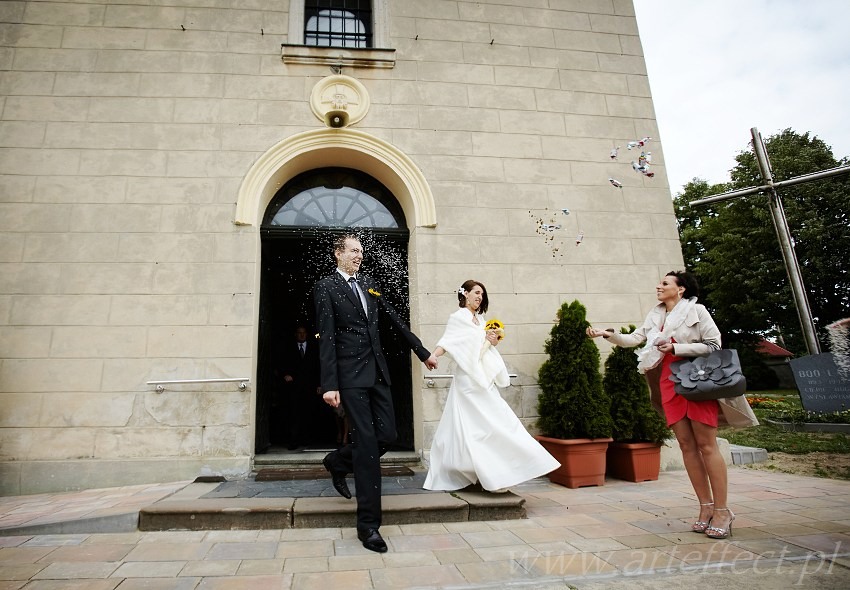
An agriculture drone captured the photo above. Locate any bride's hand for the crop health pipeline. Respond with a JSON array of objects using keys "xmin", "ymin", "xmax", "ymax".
[{"xmin": 486, "ymin": 330, "xmax": 499, "ymax": 345}]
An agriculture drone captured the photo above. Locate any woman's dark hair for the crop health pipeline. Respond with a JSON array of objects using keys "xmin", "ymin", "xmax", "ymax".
[
  {"xmin": 458, "ymin": 279, "xmax": 489, "ymax": 314},
  {"xmin": 666, "ymin": 270, "xmax": 699, "ymax": 299}
]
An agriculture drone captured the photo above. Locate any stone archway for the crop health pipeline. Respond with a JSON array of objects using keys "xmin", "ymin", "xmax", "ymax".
[
  {"xmin": 234, "ymin": 128, "xmax": 436, "ymax": 228},
  {"xmin": 238, "ymin": 129, "xmax": 435, "ymax": 459}
]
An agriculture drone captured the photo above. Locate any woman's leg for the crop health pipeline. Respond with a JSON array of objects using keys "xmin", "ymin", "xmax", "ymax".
[
  {"xmin": 670, "ymin": 418, "xmax": 714, "ymax": 524},
  {"xmin": 691, "ymin": 420, "xmax": 732, "ymax": 532}
]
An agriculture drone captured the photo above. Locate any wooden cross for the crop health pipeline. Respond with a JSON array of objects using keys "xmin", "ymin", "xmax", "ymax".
[{"xmin": 690, "ymin": 127, "xmax": 850, "ymax": 355}]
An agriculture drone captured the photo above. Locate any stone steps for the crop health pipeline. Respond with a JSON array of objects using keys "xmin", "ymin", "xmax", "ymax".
[
  {"xmin": 138, "ymin": 482, "xmax": 526, "ymax": 531},
  {"xmin": 253, "ymin": 449, "xmax": 421, "ymax": 469}
]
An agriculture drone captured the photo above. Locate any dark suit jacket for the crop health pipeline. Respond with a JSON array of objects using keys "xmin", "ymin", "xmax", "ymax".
[
  {"xmin": 280, "ymin": 339, "xmax": 320, "ymax": 394},
  {"xmin": 313, "ymin": 272, "xmax": 430, "ymax": 392}
]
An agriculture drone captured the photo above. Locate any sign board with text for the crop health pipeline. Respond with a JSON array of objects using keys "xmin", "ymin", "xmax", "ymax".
[{"xmin": 790, "ymin": 353, "xmax": 850, "ymax": 413}]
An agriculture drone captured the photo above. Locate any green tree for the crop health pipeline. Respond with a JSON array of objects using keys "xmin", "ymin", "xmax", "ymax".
[
  {"xmin": 674, "ymin": 129, "xmax": 850, "ymax": 355},
  {"xmin": 537, "ymin": 300, "xmax": 613, "ymax": 439}
]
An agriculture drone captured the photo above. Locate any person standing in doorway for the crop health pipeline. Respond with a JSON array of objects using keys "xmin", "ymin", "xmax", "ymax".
[
  {"xmin": 313, "ymin": 234, "xmax": 438, "ymax": 553},
  {"xmin": 280, "ymin": 323, "xmax": 321, "ymax": 450}
]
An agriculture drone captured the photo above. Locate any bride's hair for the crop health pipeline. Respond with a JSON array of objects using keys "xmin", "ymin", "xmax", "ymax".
[{"xmin": 457, "ymin": 280, "xmax": 489, "ymax": 314}]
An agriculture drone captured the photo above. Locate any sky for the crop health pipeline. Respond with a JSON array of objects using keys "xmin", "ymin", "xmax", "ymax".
[{"xmin": 632, "ymin": 1, "xmax": 850, "ymax": 196}]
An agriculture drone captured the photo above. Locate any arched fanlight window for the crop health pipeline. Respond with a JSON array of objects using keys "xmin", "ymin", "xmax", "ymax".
[
  {"xmin": 263, "ymin": 168, "xmax": 403, "ymax": 229},
  {"xmin": 305, "ymin": 1, "xmax": 372, "ymax": 48}
]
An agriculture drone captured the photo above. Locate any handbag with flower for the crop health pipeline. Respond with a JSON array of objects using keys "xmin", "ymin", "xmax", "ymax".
[{"xmin": 668, "ymin": 349, "xmax": 747, "ymax": 401}]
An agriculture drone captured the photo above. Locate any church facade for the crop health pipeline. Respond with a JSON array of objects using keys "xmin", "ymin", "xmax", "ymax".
[{"xmin": 0, "ymin": 0, "xmax": 683, "ymax": 494}]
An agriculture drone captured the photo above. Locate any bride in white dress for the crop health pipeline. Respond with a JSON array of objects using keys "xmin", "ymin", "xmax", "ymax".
[{"xmin": 424, "ymin": 280, "xmax": 560, "ymax": 492}]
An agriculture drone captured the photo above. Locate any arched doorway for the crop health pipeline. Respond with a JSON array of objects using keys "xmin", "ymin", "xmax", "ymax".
[{"xmin": 255, "ymin": 167, "xmax": 414, "ymax": 454}]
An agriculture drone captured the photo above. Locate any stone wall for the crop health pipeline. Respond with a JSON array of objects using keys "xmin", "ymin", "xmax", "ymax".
[{"xmin": 0, "ymin": 0, "xmax": 683, "ymax": 494}]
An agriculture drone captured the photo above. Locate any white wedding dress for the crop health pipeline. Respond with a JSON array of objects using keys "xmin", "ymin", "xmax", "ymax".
[{"xmin": 424, "ymin": 308, "xmax": 560, "ymax": 491}]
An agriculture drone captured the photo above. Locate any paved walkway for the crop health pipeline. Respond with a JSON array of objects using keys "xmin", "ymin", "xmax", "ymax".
[{"xmin": 2, "ymin": 467, "xmax": 850, "ymax": 589}]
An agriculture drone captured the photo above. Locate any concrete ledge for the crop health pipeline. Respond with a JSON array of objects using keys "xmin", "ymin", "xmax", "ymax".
[
  {"xmin": 139, "ymin": 498, "xmax": 295, "ymax": 531},
  {"xmin": 766, "ymin": 419, "xmax": 850, "ymax": 433},
  {"xmin": 382, "ymin": 494, "xmax": 471, "ymax": 526},
  {"xmin": 137, "ymin": 487, "xmax": 526, "ymax": 531},
  {"xmin": 0, "ymin": 458, "xmax": 251, "ymax": 496},
  {"xmin": 452, "ymin": 490, "xmax": 526, "ymax": 521},
  {"xmin": 253, "ymin": 450, "xmax": 421, "ymax": 468},
  {"xmin": 293, "ymin": 494, "xmax": 470, "ymax": 528},
  {"xmin": 0, "ymin": 512, "xmax": 140, "ymax": 536},
  {"xmin": 730, "ymin": 444, "xmax": 769, "ymax": 465}
]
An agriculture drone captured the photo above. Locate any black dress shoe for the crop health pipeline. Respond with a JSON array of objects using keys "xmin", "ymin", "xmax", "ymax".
[
  {"xmin": 357, "ymin": 528, "xmax": 388, "ymax": 553},
  {"xmin": 322, "ymin": 454, "xmax": 351, "ymax": 499}
]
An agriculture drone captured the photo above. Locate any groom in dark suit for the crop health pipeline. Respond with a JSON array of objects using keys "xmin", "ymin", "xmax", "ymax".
[{"xmin": 314, "ymin": 234, "xmax": 437, "ymax": 553}]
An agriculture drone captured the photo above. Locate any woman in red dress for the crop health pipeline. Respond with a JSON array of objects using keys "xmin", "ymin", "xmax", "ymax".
[{"xmin": 587, "ymin": 271, "xmax": 755, "ymax": 539}]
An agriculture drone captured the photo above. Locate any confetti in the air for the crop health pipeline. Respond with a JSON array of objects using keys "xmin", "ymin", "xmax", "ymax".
[
  {"xmin": 575, "ymin": 231, "xmax": 584, "ymax": 245},
  {"xmin": 609, "ymin": 178, "xmax": 623, "ymax": 188},
  {"xmin": 632, "ymin": 161, "xmax": 655, "ymax": 178},
  {"xmin": 627, "ymin": 137, "xmax": 651, "ymax": 150},
  {"xmin": 561, "ymin": 208, "xmax": 570, "ymax": 215},
  {"xmin": 609, "ymin": 146, "xmax": 620, "ymax": 160},
  {"xmin": 529, "ymin": 209, "xmax": 567, "ymax": 260}
]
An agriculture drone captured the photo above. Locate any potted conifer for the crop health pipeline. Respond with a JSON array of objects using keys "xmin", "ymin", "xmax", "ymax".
[
  {"xmin": 536, "ymin": 300, "xmax": 613, "ymax": 488},
  {"xmin": 603, "ymin": 325, "xmax": 671, "ymax": 482}
]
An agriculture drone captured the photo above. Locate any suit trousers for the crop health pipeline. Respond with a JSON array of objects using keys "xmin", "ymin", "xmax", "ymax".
[{"xmin": 327, "ymin": 379, "xmax": 396, "ymax": 530}]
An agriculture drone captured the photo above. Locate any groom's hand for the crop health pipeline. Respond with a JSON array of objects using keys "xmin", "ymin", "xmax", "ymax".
[
  {"xmin": 323, "ymin": 390, "xmax": 340, "ymax": 408},
  {"xmin": 424, "ymin": 355, "xmax": 438, "ymax": 370}
]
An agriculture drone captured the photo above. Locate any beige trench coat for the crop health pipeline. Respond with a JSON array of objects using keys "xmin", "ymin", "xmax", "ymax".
[{"xmin": 606, "ymin": 302, "xmax": 758, "ymax": 428}]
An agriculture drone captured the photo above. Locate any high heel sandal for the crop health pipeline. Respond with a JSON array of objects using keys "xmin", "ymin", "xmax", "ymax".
[
  {"xmin": 692, "ymin": 502, "xmax": 714, "ymax": 533},
  {"xmin": 705, "ymin": 507, "xmax": 735, "ymax": 539}
]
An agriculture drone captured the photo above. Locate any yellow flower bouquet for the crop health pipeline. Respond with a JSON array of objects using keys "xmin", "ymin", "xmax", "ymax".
[{"xmin": 485, "ymin": 319, "xmax": 505, "ymax": 341}]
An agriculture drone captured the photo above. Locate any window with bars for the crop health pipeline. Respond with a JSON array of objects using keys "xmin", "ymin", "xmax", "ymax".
[{"xmin": 305, "ymin": 0, "xmax": 373, "ymax": 48}]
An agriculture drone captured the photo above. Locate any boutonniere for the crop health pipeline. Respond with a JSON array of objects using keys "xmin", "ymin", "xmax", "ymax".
[
  {"xmin": 368, "ymin": 288, "xmax": 381, "ymax": 297},
  {"xmin": 485, "ymin": 319, "xmax": 505, "ymax": 341}
]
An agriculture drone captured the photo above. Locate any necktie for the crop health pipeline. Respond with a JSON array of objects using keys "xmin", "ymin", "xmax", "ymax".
[
  {"xmin": 349, "ymin": 277, "xmax": 365, "ymax": 311},
  {"xmin": 299, "ymin": 343, "xmax": 305, "ymax": 357}
]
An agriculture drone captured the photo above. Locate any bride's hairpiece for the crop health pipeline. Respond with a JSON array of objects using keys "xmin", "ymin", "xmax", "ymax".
[{"xmin": 457, "ymin": 287, "xmax": 466, "ymax": 296}]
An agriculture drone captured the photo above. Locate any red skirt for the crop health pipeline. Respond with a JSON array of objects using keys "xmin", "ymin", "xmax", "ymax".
[{"xmin": 659, "ymin": 350, "xmax": 719, "ymax": 427}]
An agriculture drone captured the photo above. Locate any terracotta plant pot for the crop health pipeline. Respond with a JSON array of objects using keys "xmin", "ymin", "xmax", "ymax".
[
  {"xmin": 535, "ymin": 436, "xmax": 613, "ymax": 489},
  {"xmin": 606, "ymin": 441, "xmax": 662, "ymax": 482}
]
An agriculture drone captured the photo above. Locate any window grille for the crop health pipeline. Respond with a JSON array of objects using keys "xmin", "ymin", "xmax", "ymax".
[
  {"xmin": 305, "ymin": 0, "xmax": 372, "ymax": 48},
  {"xmin": 263, "ymin": 168, "xmax": 402, "ymax": 229}
]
